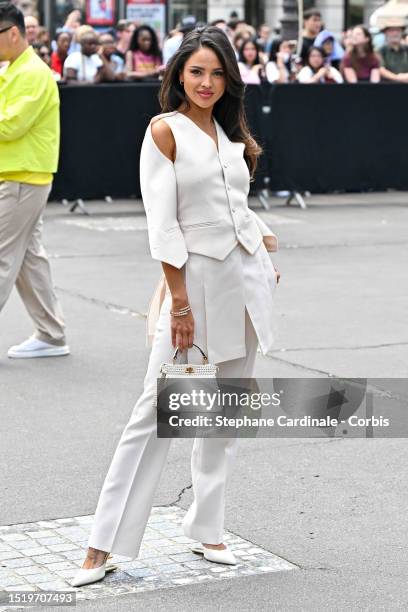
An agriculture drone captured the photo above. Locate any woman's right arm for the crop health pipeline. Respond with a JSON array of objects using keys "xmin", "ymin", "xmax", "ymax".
[
  {"xmin": 162, "ymin": 262, "xmax": 194, "ymax": 351},
  {"xmin": 341, "ymin": 55, "xmax": 357, "ymax": 83},
  {"xmin": 297, "ymin": 66, "xmax": 326, "ymax": 83},
  {"xmin": 370, "ymin": 69, "xmax": 380, "ymax": 83},
  {"xmin": 276, "ymin": 54, "xmax": 289, "ymax": 83},
  {"xmin": 140, "ymin": 119, "xmax": 194, "ymax": 351},
  {"xmin": 343, "ymin": 66, "xmax": 357, "ymax": 82},
  {"xmin": 125, "ymin": 50, "xmax": 133, "ymax": 74},
  {"xmin": 340, "ymin": 53, "xmax": 358, "ymax": 83}
]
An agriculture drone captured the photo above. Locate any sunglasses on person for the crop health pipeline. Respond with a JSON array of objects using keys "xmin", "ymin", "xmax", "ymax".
[{"xmin": 0, "ymin": 25, "xmax": 13, "ymax": 35}]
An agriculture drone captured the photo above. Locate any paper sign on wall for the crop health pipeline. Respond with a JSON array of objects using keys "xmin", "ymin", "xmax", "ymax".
[
  {"xmin": 86, "ymin": 0, "xmax": 116, "ymax": 25},
  {"xmin": 126, "ymin": 1, "xmax": 166, "ymax": 41}
]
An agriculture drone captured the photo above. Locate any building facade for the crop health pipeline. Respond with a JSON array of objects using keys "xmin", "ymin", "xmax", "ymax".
[
  {"xmin": 21, "ymin": 1, "xmax": 386, "ymax": 37},
  {"xmin": 206, "ymin": 0, "xmax": 386, "ymax": 35}
]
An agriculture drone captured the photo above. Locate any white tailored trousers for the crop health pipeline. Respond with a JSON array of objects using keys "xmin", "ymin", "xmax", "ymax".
[{"xmin": 87, "ymin": 290, "xmax": 259, "ymax": 560}]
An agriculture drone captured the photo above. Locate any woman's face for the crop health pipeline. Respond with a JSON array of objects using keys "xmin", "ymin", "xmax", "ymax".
[
  {"xmin": 322, "ymin": 38, "xmax": 333, "ymax": 55},
  {"xmin": 38, "ymin": 45, "xmax": 51, "ymax": 66},
  {"xmin": 234, "ymin": 35, "xmax": 244, "ymax": 51},
  {"xmin": 57, "ymin": 33, "xmax": 71, "ymax": 53},
  {"xmin": 343, "ymin": 29, "xmax": 353, "ymax": 51},
  {"xmin": 309, "ymin": 49, "xmax": 324, "ymax": 70},
  {"xmin": 243, "ymin": 42, "xmax": 257, "ymax": 64},
  {"xmin": 352, "ymin": 27, "xmax": 368, "ymax": 47},
  {"xmin": 280, "ymin": 40, "xmax": 291, "ymax": 55},
  {"xmin": 138, "ymin": 30, "xmax": 152, "ymax": 53},
  {"xmin": 179, "ymin": 47, "xmax": 226, "ymax": 110}
]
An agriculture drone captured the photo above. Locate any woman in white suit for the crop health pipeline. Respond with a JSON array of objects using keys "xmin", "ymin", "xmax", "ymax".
[{"xmin": 72, "ymin": 25, "xmax": 280, "ymax": 587}]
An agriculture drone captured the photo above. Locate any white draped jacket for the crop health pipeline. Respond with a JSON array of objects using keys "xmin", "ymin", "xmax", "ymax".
[{"xmin": 139, "ymin": 110, "xmax": 279, "ymax": 364}]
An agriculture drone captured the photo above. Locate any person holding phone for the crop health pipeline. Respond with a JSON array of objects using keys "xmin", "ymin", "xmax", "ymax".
[
  {"xmin": 297, "ymin": 46, "xmax": 343, "ymax": 83},
  {"xmin": 265, "ymin": 38, "xmax": 292, "ymax": 83}
]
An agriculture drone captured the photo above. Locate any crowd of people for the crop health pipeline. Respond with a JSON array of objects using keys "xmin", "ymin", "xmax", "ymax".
[{"xmin": 4, "ymin": 7, "xmax": 408, "ymax": 85}]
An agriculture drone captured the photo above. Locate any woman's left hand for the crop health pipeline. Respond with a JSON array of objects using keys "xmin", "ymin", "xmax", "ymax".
[
  {"xmin": 262, "ymin": 236, "xmax": 280, "ymax": 283},
  {"xmin": 263, "ymin": 235, "xmax": 277, "ymax": 252}
]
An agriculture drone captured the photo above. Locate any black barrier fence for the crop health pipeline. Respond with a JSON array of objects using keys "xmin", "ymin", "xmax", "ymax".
[{"xmin": 50, "ymin": 82, "xmax": 408, "ymax": 202}]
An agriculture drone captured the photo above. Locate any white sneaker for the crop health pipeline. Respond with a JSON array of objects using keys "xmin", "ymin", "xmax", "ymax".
[
  {"xmin": 191, "ymin": 543, "xmax": 237, "ymax": 565},
  {"xmin": 8, "ymin": 337, "xmax": 70, "ymax": 359}
]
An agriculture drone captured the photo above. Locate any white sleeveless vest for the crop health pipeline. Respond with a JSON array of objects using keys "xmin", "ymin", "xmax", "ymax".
[
  {"xmin": 139, "ymin": 110, "xmax": 277, "ymax": 269},
  {"xmin": 140, "ymin": 110, "xmax": 279, "ymax": 363}
]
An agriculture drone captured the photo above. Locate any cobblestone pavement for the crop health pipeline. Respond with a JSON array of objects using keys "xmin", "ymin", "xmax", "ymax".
[{"xmin": 0, "ymin": 506, "xmax": 298, "ymax": 609}]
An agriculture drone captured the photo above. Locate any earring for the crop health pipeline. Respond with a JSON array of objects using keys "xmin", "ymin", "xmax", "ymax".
[{"xmin": 179, "ymin": 80, "xmax": 184, "ymax": 85}]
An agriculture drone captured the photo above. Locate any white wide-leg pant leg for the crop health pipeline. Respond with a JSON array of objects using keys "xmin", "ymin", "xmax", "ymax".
[
  {"xmin": 88, "ymin": 296, "xmax": 259, "ymax": 560},
  {"xmin": 87, "ymin": 293, "xmax": 181, "ymax": 559},
  {"xmin": 181, "ymin": 307, "xmax": 259, "ymax": 543}
]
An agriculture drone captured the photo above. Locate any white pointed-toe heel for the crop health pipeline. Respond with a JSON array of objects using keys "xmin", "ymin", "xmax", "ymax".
[
  {"xmin": 71, "ymin": 553, "xmax": 118, "ymax": 587},
  {"xmin": 191, "ymin": 543, "xmax": 237, "ymax": 565}
]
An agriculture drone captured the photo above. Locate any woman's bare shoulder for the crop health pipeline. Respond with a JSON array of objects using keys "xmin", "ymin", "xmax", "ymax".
[{"xmin": 150, "ymin": 118, "xmax": 176, "ymax": 162}]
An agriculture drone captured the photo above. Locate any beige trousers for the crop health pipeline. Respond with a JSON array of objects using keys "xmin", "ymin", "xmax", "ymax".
[
  {"xmin": 0, "ymin": 180, "xmax": 66, "ymax": 345},
  {"xmin": 88, "ymin": 293, "xmax": 259, "ymax": 560}
]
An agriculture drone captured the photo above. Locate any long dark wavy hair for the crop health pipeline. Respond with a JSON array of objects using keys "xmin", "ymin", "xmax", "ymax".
[
  {"xmin": 158, "ymin": 25, "xmax": 262, "ymax": 180},
  {"xmin": 349, "ymin": 25, "xmax": 376, "ymax": 73},
  {"xmin": 268, "ymin": 38, "xmax": 292, "ymax": 74},
  {"xmin": 129, "ymin": 25, "xmax": 162, "ymax": 61},
  {"xmin": 306, "ymin": 46, "xmax": 326, "ymax": 73},
  {"xmin": 238, "ymin": 38, "xmax": 262, "ymax": 67}
]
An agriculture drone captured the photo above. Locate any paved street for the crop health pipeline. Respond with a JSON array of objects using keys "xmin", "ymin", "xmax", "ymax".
[{"xmin": 0, "ymin": 192, "xmax": 407, "ymax": 611}]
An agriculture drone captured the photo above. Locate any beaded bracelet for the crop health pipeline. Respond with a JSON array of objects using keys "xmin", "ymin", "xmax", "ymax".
[{"xmin": 170, "ymin": 304, "xmax": 191, "ymax": 317}]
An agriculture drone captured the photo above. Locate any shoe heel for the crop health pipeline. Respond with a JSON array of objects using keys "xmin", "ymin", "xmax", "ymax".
[{"xmin": 71, "ymin": 552, "xmax": 114, "ymax": 588}]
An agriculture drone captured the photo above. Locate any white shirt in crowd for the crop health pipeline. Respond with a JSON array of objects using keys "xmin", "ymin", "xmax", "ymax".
[
  {"xmin": 63, "ymin": 51, "xmax": 103, "ymax": 82},
  {"xmin": 297, "ymin": 65, "xmax": 343, "ymax": 84},
  {"xmin": 110, "ymin": 54, "xmax": 125, "ymax": 74},
  {"xmin": 237, "ymin": 62, "xmax": 261, "ymax": 84},
  {"xmin": 265, "ymin": 60, "xmax": 290, "ymax": 83},
  {"xmin": 162, "ymin": 34, "xmax": 182, "ymax": 64}
]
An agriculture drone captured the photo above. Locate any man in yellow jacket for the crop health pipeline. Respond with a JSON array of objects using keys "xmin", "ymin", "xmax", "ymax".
[{"xmin": 0, "ymin": 2, "xmax": 69, "ymax": 358}]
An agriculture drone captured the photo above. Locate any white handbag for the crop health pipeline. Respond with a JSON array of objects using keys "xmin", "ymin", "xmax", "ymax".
[
  {"xmin": 159, "ymin": 344, "xmax": 218, "ymax": 378},
  {"xmin": 156, "ymin": 344, "xmax": 220, "ymax": 437}
]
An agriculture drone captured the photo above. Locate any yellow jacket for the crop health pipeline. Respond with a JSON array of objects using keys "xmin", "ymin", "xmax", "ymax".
[{"xmin": 0, "ymin": 46, "xmax": 60, "ymax": 185}]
